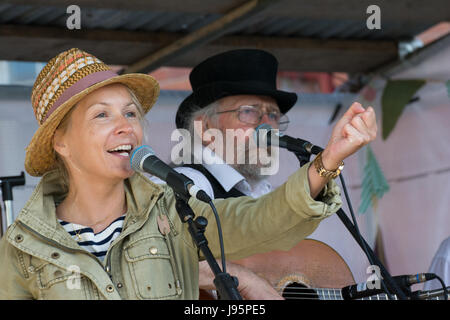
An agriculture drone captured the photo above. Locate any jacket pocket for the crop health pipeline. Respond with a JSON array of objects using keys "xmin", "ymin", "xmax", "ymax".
[
  {"xmin": 124, "ymin": 235, "xmax": 178, "ymax": 299},
  {"xmin": 37, "ymin": 263, "xmax": 90, "ymax": 299}
]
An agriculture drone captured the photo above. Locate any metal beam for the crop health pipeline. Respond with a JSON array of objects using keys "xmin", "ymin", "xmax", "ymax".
[
  {"xmin": 374, "ymin": 33, "xmax": 450, "ymax": 78},
  {"xmin": 0, "ymin": 24, "xmax": 398, "ymax": 73},
  {"xmin": 121, "ymin": 0, "xmax": 277, "ymax": 74}
]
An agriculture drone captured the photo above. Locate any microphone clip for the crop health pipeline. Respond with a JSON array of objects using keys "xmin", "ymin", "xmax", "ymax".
[{"xmin": 291, "ymin": 145, "xmax": 312, "ymax": 167}]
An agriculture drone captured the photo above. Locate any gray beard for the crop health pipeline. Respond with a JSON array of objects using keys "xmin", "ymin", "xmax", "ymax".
[
  {"xmin": 230, "ymin": 163, "xmax": 265, "ymax": 182},
  {"xmin": 230, "ymin": 146, "xmax": 276, "ymax": 182}
]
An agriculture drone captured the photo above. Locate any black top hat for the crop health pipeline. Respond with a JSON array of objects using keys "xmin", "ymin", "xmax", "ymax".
[{"xmin": 175, "ymin": 49, "xmax": 297, "ymax": 129}]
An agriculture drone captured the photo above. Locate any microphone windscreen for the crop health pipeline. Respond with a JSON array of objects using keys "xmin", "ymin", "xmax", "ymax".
[
  {"xmin": 130, "ymin": 145, "xmax": 155, "ymax": 171},
  {"xmin": 253, "ymin": 123, "xmax": 273, "ymax": 147}
]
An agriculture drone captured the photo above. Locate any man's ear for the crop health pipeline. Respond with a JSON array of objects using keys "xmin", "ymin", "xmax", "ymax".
[
  {"xmin": 53, "ymin": 129, "xmax": 69, "ymax": 158},
  {"xmin": 193, "ymin": 115, "xmax": 209, "ymax": 133},
  {"xmin": 202, "ymin": 115, "xmax": 217, "ymax": 131}
]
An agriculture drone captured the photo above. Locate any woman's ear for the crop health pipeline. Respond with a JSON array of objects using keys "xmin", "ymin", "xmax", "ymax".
[{"xmin": 53, "ymin": 129, "xmax": 69, "ymax": 158}]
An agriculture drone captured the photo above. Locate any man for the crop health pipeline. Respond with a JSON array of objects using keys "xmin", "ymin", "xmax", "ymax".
[{"xmin": 171, "ymin": 49, "xmax": 376, "ymax": 299}]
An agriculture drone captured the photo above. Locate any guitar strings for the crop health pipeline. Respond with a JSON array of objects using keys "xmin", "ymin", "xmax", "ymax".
[
  {"xmin": 272, "ymin": 286, "xmax": 341, "ymax": 292},
  {"xmin": 270, "ymin": 286, "xmax": 392, "ymax": 300},
  {"xmin": 272, "ymin": 286, "xmax": 344, "ymax": 299},
  {"xmin": 270, "ymin": 286, "xmax": 442, "ymax": 300},
  {"xmin": 283, "ymin": 297, "xmax": 390, "ymax": 300},
  {"xmin": 273, "ymin": 288, "xmax": 390, "ymax": 300}
]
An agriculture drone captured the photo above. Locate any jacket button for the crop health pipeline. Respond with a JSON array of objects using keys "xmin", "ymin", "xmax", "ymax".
[
  {"xmin": 117, "ymin": 283, "xmax": 123, "ymax": 289},
  {"xmin": 106, "ymin": 285, "xmax": 114, "ymax": 293},
  {"xmin": 149, "ymin": 246, "xmax": 158, "ymax": 255},
  {"xmin": 51, "ymin": 252, "xmax": 60, "ymax": 259},
  {"xmin": 15, "ymin": 234, "xmax": 24, "ymax": 243}
]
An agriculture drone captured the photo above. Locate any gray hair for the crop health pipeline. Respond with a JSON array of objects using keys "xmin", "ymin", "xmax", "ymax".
[
  {"xmin": 172, "ymin": 100, "xmax": 220, "ymax": 165},
  {"xmin": 176, "ymin": 98, "xmax": 274, "ymax": 181},
  {"xmin": 185, "ymin": 101, "xmax": 220, "ymax": 137}
]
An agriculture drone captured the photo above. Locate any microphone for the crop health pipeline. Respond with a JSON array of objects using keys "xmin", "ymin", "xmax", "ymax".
[
  {"xmin": 254, "ymin": 123, "xmax": 323, "ymax": 155},
  {"xmin": 341, "ymin": 273, "xmax": 437, "ymax": 300},
  {"xmin": 130, "ymin": 145, "xmax": 212, "ymax": 203}
]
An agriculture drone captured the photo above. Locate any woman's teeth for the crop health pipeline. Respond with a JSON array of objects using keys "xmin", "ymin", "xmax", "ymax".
[
  {"xmin": 108, "ymin": 144, "xmax": 132, "ymax": 157},
  {"xmin": 108, "ymin": 144, "xmax": 132, "ymax": 152},
  {"xmin": 117, "ymin": 152, "xmax": 129, "ymax": 157}
]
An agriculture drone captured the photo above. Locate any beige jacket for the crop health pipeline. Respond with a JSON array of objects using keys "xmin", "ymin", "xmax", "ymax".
[{"xmin": 0, "ymin": 163, "xmax": 341, "ymax": 299}]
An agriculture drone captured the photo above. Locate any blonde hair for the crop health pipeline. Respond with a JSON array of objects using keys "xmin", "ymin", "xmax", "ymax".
[{"xmin": 52, "ymin": 86, "xmax": 148, "ymax": 192}]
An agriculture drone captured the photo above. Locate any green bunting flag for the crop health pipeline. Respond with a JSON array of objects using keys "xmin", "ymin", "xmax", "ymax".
[
  {"xmin": 446, "ymin": 80, "xmax": 450, "ymax": 97},
  {"xmin": 381, "ymin": 79, "xmax": 426, "ymax": 140},
  {"xmin": 359, "ymin": 145, "xmax": 390, "ymax": 214}
]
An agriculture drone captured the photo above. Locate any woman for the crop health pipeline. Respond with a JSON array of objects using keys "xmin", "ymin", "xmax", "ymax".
[{"xmin": 0, "ymin": 48, "xmax": 376, "ymax": 299}]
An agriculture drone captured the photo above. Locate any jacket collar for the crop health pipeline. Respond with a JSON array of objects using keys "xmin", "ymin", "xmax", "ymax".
[{"xmin": 13, "ymin": 170, "xmax": 165, "ymax": 249}]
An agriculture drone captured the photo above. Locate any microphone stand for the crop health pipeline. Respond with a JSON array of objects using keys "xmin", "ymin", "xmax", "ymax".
[
  {"xmin": 173, "ymin": 193, "xmax": 242, "ymax": 300},
  {"xmin": 0, "ymin": 172, "xmax": 26, "ymax": 235},
  {"xmin": 293, "ymin": 151, "xmax": 409, "ymax": 300}
]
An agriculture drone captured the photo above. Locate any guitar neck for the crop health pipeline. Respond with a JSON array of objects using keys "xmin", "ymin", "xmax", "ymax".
[
  {"xmin": 316, "ymin": 288, "xmax": 396, "ymax": 300},
  {"xmin": 316, "ymin": 288, "xmax": 345, "ymax": 300},
  {"xmin": 315, "ymin": 288, "xmax": 444, "ymax": 300}
]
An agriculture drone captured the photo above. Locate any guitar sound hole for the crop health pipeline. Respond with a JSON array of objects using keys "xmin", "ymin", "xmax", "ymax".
[{"xmin": 282, "ymin": 282, "xmax": 319, "ymax": 300}]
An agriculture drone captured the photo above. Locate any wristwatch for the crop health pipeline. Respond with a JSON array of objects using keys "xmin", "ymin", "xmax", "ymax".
[{"xmin": 313, "ymin": 151, "xmax": 344, "ymax": 179}]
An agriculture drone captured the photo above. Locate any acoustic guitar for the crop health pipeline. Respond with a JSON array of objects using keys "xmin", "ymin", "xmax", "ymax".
[
  {"xmin": 200, "ymin": 239, "xmax": 432, "ymax": 300},
  {"xmin": 234, "ymin": 238, "xmax": 355, "ymax": 300}
]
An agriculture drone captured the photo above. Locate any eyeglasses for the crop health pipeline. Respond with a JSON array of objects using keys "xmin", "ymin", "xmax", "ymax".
[{"xmin": 215, "ymin": 105, "xmax": 289, "ymax": 132}]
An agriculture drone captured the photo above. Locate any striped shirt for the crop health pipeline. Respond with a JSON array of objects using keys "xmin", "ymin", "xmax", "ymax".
[{"xmin": 58, "ymin": 215, "xmax": 125, "ymax": 262}]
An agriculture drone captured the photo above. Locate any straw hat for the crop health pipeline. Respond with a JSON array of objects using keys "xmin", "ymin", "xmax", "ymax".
[{"xmin": 25, "ymin": 48, "xmax": 160, "ymax": 176}]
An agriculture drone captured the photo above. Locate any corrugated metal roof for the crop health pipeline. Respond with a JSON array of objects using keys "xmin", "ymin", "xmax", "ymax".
[
  {"xmin": 0, "ymin": 3, "xmax": 432, "ymax": 41},
  {"xmin": 1, "ymin": 1, "xmax": 446, "ymax": 73}
]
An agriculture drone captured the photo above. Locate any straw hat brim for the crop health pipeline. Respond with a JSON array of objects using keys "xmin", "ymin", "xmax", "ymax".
[{"xmin": 25, "ymin": 73, "xmax": 160, "ymax": 177}]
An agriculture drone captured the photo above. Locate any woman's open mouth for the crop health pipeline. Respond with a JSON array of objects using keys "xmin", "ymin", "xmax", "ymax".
[{"xmin": 107, "ymin": 144, "xmax": 133, "ymax": 158}]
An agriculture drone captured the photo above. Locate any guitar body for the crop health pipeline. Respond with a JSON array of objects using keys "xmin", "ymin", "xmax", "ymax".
[{"xmin": 200, "ymin": 239, "xmax": 355, "ymax": 299}]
